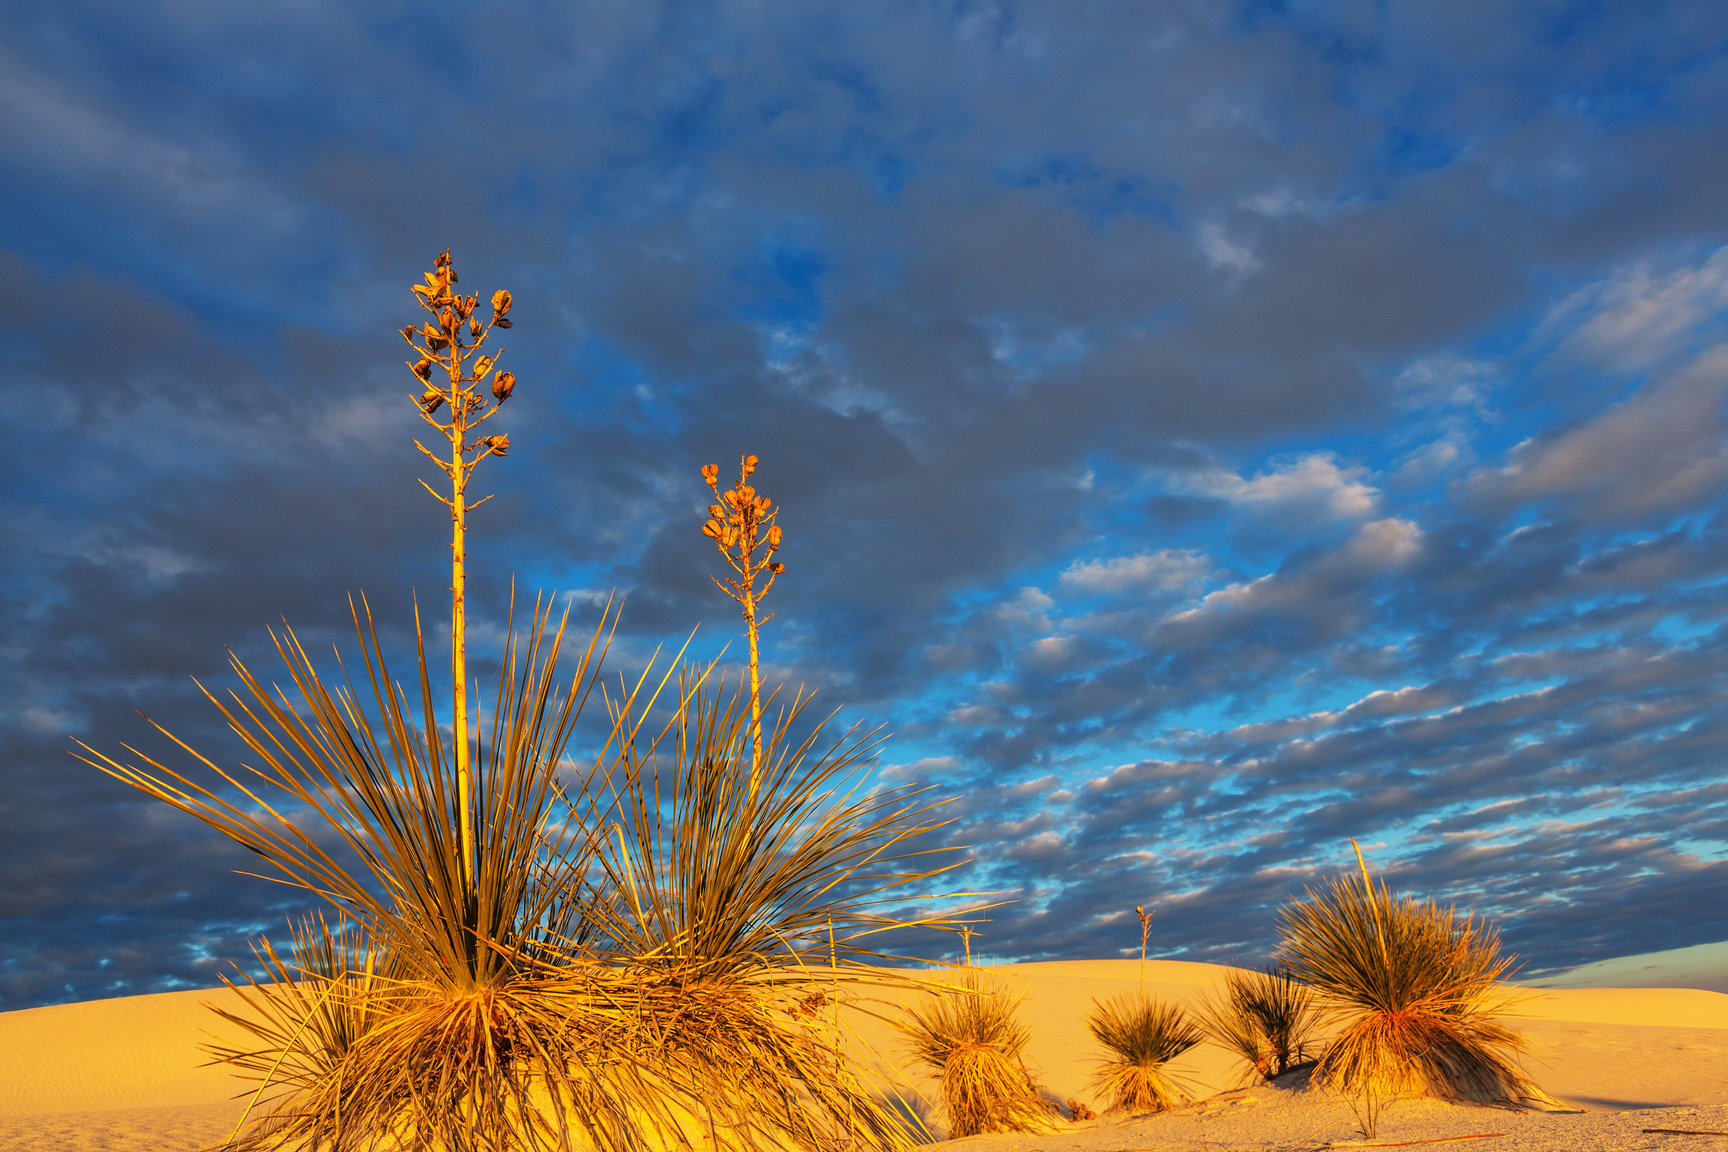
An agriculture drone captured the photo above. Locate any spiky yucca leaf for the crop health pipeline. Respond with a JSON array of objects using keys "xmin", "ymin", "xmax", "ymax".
[
  {"xmin": 1192, "ymin": 967, "xmax": 1317, "ymax": 1087},
  {"xmin": 1276, "ymin": 852, "xmax": 1559, "ymax": 1113},
  {"xmin": 900, "ymin": 973, "xmax": 1058, "ymax": 1138},
  {"xmin": 1085, "ymin": 992, "xmax": 1201, "ymax": 1113}
]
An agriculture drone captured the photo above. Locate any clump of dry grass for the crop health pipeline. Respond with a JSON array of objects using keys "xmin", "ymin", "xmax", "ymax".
[
  {"xmin": 1275, "ymin": 844, "xmax": 1560, "ymax": 1136},
  {"xmin": 1085, "ymin": 992, "xmax": 1201, "ymax": 1114},
  {"xmin": 1192, "ymin": 966, "xmax": 1317, "ymax": 1086},
  {"xmin": 900, "ymin": 973, "xmax": 1059, "ymax": 1138}
]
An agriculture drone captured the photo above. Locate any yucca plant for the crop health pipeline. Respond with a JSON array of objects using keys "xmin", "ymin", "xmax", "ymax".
[
  {"xmin": 76, "ymin": 593, "xmax": 656, "ymax": 1151},
  {"xmin": 1276, "ymin": 843, "xmax": 1559, "ymax": 1136},
  {"xmin": 900, "ymin": 972, "xmax": 1059, "ymax": 1138},
  {"xmin": 1192, "ymin": 966, "xmax": 1317, "ymax": 1087},
  {"xmin": 573, "ymin": 667, "xmax": 961, "ymax": 1151},
  {"xmin": 201, "ymin": 913, "xmax": 397, "ymax": 1147},
  {"xmin": 1085, "ymin": 992, "xmax": 1201, "ymax": 1114},
  {"xmin": 77, "ymin": 251, "xmax": 969, "ymax": 1152}
]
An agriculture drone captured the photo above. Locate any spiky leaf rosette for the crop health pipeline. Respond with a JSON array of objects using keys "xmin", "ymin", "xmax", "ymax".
[
  {"xmin": 74, "ymin": 595, "xmax": 677, "ymax": 1152},
  {"xmin": 559, "ymin": 668, "xmax": 964, "ymax": 1152},
  {"xmin": 1085, "ymin": 992, "xmax": 1201, "ymax": 1114},
  {"xmin": 1192, "ymin": 967, "xmax": 1318, "ymax": 1087},
  {"xmin": 1275, "ymin": 859, "xmax": 1561, "ymax": 1109},
  {"xmin": 899, "ymin": 973, "xmax": 1059, "ymax": 1138}
]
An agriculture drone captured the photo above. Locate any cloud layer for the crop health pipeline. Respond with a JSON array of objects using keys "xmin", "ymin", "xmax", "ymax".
[{"xmin": 5, "ymin": 0, "xmax": 1728, "ymax": 1006}]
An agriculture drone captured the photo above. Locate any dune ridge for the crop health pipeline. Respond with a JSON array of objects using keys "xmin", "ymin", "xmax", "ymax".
[{"xmin": 5, "ymin": 959, "xmax": 1728, "ymax": 1151}]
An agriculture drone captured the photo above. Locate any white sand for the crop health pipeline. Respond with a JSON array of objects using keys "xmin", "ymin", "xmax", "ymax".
[{"xmin": 5, "ymin": 959, "xmax": 1728, "ymax": 1150}]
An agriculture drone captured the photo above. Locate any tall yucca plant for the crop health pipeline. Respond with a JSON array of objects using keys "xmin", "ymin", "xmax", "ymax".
[
  {"xmin": 78, "ymin": 251, "xmax": 970, "ymax": 1151},
  {"xmin": 75, "ymin": 595, "xmax": 664, "ymax": 1150},
  {"xmin": 1276, "ymin": 843, "xmax": 1559, "ymax": 1136}
]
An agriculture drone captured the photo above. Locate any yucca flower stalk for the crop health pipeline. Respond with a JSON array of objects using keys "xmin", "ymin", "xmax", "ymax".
[
  {"xmin": 1135, "ymin": 904, "xmax": 1152, "ymax": 996},
  {"xmin": 1276, "ymin": 842, "xmax": 1560, "ymax": 1135},
  {"xmin": 701, "ymin": 453, "xmax": 784, "ymax": 782},
  {"xmin": 400, "ymin": 249, "xmax": 518, "ymax": 895}
]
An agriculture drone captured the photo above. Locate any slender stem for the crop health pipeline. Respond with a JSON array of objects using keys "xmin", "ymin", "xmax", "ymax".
[
  {"xmin": 450, "ymin": 362, "xmax": 473, "ymax": 899},
  {"xmin": 744, "ymin": 564, "xmax": 762, "ymax": 789}
]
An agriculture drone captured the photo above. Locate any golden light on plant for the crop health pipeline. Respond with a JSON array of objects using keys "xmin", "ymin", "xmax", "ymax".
[
  {"xmin": 701, "ymin": 453, "xmax": 784, "ymax": 780},
  {"xmin": 73, "ymin": 251, "xmax": 969, "ymax": 1151},
  {"xmin": 400, "ymin": 249, "xmax": 517, "ymax": 894},
  {"xmin": 1276, "ymin": 840, "xmax": 1560, "ymax": 1136}
]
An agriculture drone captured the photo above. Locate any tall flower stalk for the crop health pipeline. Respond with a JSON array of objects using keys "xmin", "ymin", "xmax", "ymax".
[
  {"xmin": 701, "ymin": 454, "xmax": 784, "ymax": 782},
  {"xmin": 399, "ymin": 250, "xmax": 517, "ymax": 893}
]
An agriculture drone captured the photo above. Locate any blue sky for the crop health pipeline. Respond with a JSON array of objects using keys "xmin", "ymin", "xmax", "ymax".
[{"xmin": 5, "ymin": 0, "xmax": 1728, "ymax": 1007}]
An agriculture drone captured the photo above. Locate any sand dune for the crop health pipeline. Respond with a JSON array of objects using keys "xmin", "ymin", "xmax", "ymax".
[{"xmin": 5, "ymin": 959, "xmax": 1728, "ymax": 1150}]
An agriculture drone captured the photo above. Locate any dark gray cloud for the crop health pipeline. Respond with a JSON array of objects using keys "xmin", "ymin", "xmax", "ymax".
[{"xmin": 5, "ymin": 0, "xmax": 1728, "ymax": 1007}]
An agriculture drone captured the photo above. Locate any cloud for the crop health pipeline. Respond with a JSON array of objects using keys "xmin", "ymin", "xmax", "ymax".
[
  {"xmin": 1058, "ymin": 549, "xmax": 1211, "ymax": 595},
  {"xmin": 1181, "ymin": 454, "xmax": 1381, "ymax": 521}
]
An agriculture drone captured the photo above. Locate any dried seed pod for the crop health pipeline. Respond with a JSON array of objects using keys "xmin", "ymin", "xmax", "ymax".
[
  {"xmin": 470, "ymin": 319, "xmax": 482, "ymax": 339},
  {"xmin": 484, "ymin": 434, "xmax": 509, "ymax": 456},
  {"xmin": 422, "ymin": 322, "xmax": 441, "ymax": 342},
  {"xmin": 419, "ymin": 389, "xmax": 444, "ymax": 414},
  {"xmin": 413, "ymin": 358, "xmax": 432, "ymax": 381},
  {"xmin": 768, "ymin": 562, "xmax": 785, "ymax": 574},
  {"xmin": 491, "ymin": 371, "xmax": 515, "ymax": 402},
  {"xmin": 702, "ymin": 463, "xmax": 719, "ymax": 488},
  {"xmin": 492, "ymin": 289, "xmax": 512, "ymax": 316},
  {"xmin": 702, "ymin": 521, "xmax": 722, "ymax": 539}
]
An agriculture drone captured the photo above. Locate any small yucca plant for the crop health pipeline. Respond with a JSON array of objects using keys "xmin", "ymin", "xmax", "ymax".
[
  {"xmin": 1276, "ymin": 843, "xmax": 1559, "ymax": 1135},
  {"xmin": 900, "ymin": 973, "xmax": 1059, "ymax": 1138},
  {"xmin": 1193, "ymin": 966, "xmax": 1317, "ymax": 1087},
  {"xmin": 1085, "ymin": 992, "xmax": 1201, "ymax": 1114}
]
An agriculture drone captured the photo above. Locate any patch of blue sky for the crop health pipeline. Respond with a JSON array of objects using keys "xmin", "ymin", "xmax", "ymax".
[
  {"xmin": 978, "ymin": 313, "xmax": 1091, "ymax": 382},
  {"xmin": 561, "ymin": 337, "xmax": 662, "ymax": 424},
  {"xmin": 736, "ymin": 234, "xmax": 827, "ymax": 330}
]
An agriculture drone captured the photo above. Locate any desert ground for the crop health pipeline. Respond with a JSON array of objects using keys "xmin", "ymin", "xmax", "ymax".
[{"xmin": 4, "ymin": 957, "xmax": 1728, "ymax": 1151}]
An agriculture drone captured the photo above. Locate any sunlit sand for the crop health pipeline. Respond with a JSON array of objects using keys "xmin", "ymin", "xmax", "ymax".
[{"xmin": 6, "ymin": 957, "xmax": 1728, "ymax": 1151}]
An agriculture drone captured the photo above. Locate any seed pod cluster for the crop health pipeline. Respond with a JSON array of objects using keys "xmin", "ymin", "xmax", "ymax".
[{"xmin": 702, "ymin": 454, "xmax": 786, "ymax": 581}]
